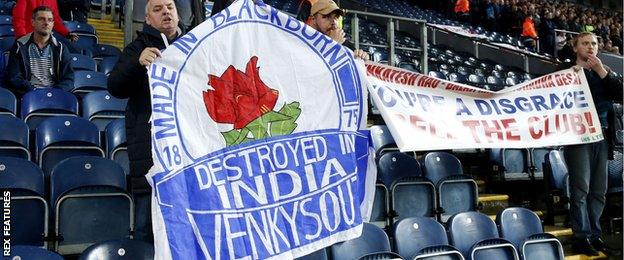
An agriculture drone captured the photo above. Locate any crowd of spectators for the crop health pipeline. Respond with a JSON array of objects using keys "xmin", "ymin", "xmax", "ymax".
[{"xmin": 418, "ymin": 0, "xmax": 623, "ymax": 58}]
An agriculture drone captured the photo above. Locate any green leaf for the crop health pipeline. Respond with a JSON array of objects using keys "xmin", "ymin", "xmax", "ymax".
[
  {"xmin": 261, "ymin": 111, "xmax": 291, "ymax": 122},
  {"xmin": 246, "ymin": 117, "xmax": 269, "ymax": 139},
  {"xmin": 270, "ymin": 102, "xmax": 302, "ymax": 136},
  {"xmin": 221, "ymin": 128, "xmax": 251, "ymax": 147}
]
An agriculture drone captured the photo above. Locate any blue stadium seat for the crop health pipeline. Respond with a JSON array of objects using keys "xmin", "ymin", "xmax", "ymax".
[
  {"xmin": 64, "ymin": 21, "xmax": 98, "ymax": 52},
  {"xmin": 378, "ymin": 152, "xmax": 435, "ymax": 221},
  {"xmin": 467, "ymin": 74, "xmax": 485, "ymax": 85},
  {"xmin": 330, "ymin": 223, "xmax": 391, "ymax": 260},
  {"xmin": 448, "ymin": 211, "xmax": 519, "ymax": 260},
  {"xmin": 543, "ymin": 150, "xmax": 570, "ymax": 225},
  {"xmin": 7, "ymin": 245, "xmax": 63, "ymax": 259},
  {"xmin": 0, "ymin": 36, "xmax": 14, "ymax": 52},
  {"xmin": 70, "ymin": 53, "xmax": 97, "ymax": 71},
  {"xmin": 0, "ymin": 24, "xmax": 14, "ymax": 38},
  {"xmin": 530, "ymin": 148, "xmax": 551, "ymax": 179},
  {"xmin": 358, "ymin": 251, "xmax": 405, "ymax": 260},
  {"xmin": 93, "ymin": 44, "xmax": 122, "ymax": 60},
  {"xmin": 82, "ymin": 91, "xmax": 127, "ymax": 131},
  {"xmin": 0, "ymin": 87, "xmax": 16, "ymax": 116},
  {"xmin": 98, "ymin": 56, "xmax": 120, "ymax": 76},
  {"xmin": 428, "ymin": 71, "xmax": 446, "ymax": 80},
  {"xmin": 608, "ymin": 150, "xmax": 623, "ymax": 194},
  {"xmin": 20, "ymin": 88, "xmax": 79, "ymax": 130},
  {"xmin": 490, "ymin": 148, "xmax": 531, "ymax": 180},
  {"xmin": 50, "ymin": 156, "xmax": 132, "ymax": 255},
  {"xmin": 393, "ymin": 217, "xmax": 463, "ymax": 260},
  {"xmin": 106, "ymin": 119, "xmax": 128, "ymax": 175},
  {"xmin": 497, "ymin": 208, "xmax": 564, "ymax": 260},
  {"xmin": 0, "ymin": 157, "xmax": 48, "ymax": 247},
  {"xmin": 295, "ymin": 248, "xmax": 328, "ymax": 260},
  {"xmin": 370, "ymin": 125, "xmax": 398, "ymax": 158},
  {"xmin": 70, "ymin": 71, "xmax": 108, "ymax": 96},
  {"xmin": 422, "ymin": 152, "xmax": 478, "ymax": 222},
  {"xmin": 398, "ymin": 62, "xmax": 419, "ymax": 72},
  {"xmin": 35, "ymin": 116, "xmax": 104, "ymax": 177},
  {"xmin": 0, "ymin": 15, "xmax": 11, "ymax": 25},
  {"xmin": 370, "ymin": 181, "xmax": 389, "ymax": 228},
  {"xmin": 0, "ymin": 116, "xmax": 30, "ymax": 159},
  {"xmin": 505, "ymin": 77, "xmax": 517, "ymax": 86},
  {"xmin": 79, "ymin": 239, "xmax": 154, "ymax": 260}
]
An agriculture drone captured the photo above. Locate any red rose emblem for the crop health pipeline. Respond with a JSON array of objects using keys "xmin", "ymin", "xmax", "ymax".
[{"xmin": 203, "ymin": 56, "xmax": 279, "ymax": 129}]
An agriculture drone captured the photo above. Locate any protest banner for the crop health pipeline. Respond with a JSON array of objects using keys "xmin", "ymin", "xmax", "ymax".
[
  {"xmin": 146, "ymin": 0, "xmax": 376, "ymax": 259},
  {"xmin": 367, "ymin": 62, "xmax": 603, "ymax": 151},
  {"xmin": 429, "ymin": 24, "xmax": 489, "ymax": 40}
]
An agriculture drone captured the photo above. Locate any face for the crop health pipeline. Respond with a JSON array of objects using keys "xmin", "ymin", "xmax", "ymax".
[
  {"xmin": 311, "ymin": 12, "xmax": 340, "ymax": 36},
  {"xmin": 32, "ymin": 11, "xmax": 53, "ymax": 36},
  {"xmin": 145, "ymin": 0, "xmax": 179, "ymax": 35},
  {"xmin": 574, "ymin": 34, "xmax": 598, "ymax": 60}
]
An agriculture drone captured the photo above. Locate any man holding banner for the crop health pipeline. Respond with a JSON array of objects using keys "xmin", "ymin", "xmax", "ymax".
[
  {"xmin": 560, "ymin": 32, "xmax": 622, "ymax": 256},
  {"xmin": 107, "ymin": 0, "xmax": 185, "ymax": 242}
]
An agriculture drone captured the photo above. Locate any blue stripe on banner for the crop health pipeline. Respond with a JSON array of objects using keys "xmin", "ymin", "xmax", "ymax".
[
  {"xmin": 153, "ymin": 130, "xmax": 371, "ymax": 259},
  {"xmin": 336, "ymin": 62, "xmax": 359, "ymax": 105}
]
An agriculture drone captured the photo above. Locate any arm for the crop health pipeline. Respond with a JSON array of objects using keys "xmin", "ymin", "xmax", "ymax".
[
  {"xmin": 11, "ymin": 0, "xmax": 27, "ymax": 38},
  {"xmin": 55, "ymin": 46, "xmax": 74, "ymax": 90},
  {"xmin": 6, "ymin": 43, "xmax": 34, "ymax": 93},
  {"xmin": 107, "ymin": 42, "xmax": 146, "ymax": 99},
  {"xmin": 601, "ymin": 70, "xmax": 623, "ymax": 103}
]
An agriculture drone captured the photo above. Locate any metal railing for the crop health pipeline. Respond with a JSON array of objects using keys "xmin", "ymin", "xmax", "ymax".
[{"xmin": 345, "ymin": 9, "xmax": 428, "ymax": 73}]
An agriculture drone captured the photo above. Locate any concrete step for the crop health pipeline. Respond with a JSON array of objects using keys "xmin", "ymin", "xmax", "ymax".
[
  {"xmin": 564, "ymin": 251, "xmax": 608, "ymax": 259},
  {"xmin": 478, "ymin": 194, "xmax": 509, "ymax": 215}
]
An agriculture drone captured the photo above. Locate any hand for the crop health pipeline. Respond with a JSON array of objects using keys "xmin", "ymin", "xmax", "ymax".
[
  {"xmin": 571, "ymin": 64, "xmax": 583, "ymax": 73},
  {"xmin": 139, "ymin": 47, "xmax": 162, "ymax": 66},
  {"xmin": 586, "ymin": 55, "xmax": 608, "ymax": 78},
  {"xmin": 353, "ymin": 49, "xmax": 369, "ymax": 61},
  {"xmin": 327, "ymin": 28, "xmax": 346, "ymax": 44},
  {"xmin": 68, "ymin": 33, "xmax": 79, "ymax": 42}
]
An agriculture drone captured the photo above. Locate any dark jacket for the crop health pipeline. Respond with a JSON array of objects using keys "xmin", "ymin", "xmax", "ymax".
[
  {"xmin": 107, "ymin": 24, "xmax": 185, "ymax": 193},
  {"xmin": 6, "ymin": 33, "xmax": 74, "ymax": 95}
]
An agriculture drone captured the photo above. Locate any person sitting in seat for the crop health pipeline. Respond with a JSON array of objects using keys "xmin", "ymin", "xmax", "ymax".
[{"xmin": 6, "ymin": 6, "xmax": 74, "ymax": 96}]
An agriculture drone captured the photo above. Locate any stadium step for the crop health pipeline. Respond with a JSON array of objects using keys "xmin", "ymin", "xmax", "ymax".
[
  {"xmin": 478, "ymin": 194, "xmax": 509, "ymax": 215},
  {"xmin": 564, "ymin": 251, "xmax": 608, "ymax": 259},
  {"xmin": 87, "ymin": 18, "xmax": 124, "ymax": 49}
]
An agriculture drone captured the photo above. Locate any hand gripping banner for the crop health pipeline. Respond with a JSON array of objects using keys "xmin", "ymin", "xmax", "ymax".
[
  {"xmin": 146, "ymin": 0, "xmax": 376, "ymax": 259},
  {"xmin": 367, "ymin": 63, "xmax": 603, "ymax": 151}
]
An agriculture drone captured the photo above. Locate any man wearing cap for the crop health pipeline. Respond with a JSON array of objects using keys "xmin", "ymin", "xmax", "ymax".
[{"xmin": 307, "ymin": 0, "xmax": 369, "ymax": 60}]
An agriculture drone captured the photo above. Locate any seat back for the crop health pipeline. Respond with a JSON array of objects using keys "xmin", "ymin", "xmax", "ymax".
[
  {"xmin": 370, "ymin": 125, "xmax": 398, "ymax": 157},
  {"xmin": 330, "ymin": 223, "xmax": 391, "ymax": 260},
  {"xmin": 392, "ymin": 176, "xmax": 436, "ymax": 221},
  {"xmin": 377, "ymin": 152, "xmax": 421, "ymax": 187},
  {"xmin": 608, "ymin": 150, "xmax": 623, "ymax": 194},
  {"xmin": 71, "ymin": 71, "xmax": 108, "ymax": 95},
  {"xmin": 36, "ymin": 116, "xmax": 103, "ymax": 176},
  {"xmin": 496, "ymin": 207, "xmax": 542, "ymax": 250},
  {"xmin": 106, "ymin": 118, "xmax": 128, "ymax": 174},
  {"xmin": 358, "ymin": 251, "xmax": 405, "ymax": 260},
  {"xmin": 448, "ymin": 211, "xmax": 499, "ymax": 258},
  {"xmin": 50, "ymin": 156, "xmax": 131, "ymax": 255},
  {"xmin": 20, "ymin": 88, "xmax": 79, "ymax": 129},
  {"xmin": 93, "ymin": 44, "xmax": 122, "ymax": 60},
  {"xmin": 98, "ymin": 56, "xmax": 120, "ymax": 75},
  {"xmin": 294, "ymin": 248, "xmax": 328, "ymax": 260},
  {"xmin": 530, "ymin": 148, "xmax": 551, "ymax": 178},
  {"xmin": 394, "ymin": 217, "xmax": 448, "ymax": 259},
  {"xmin": 79, "ymin": 239, "xmax": 154, "ymax": 260},
  {"xmin": 544, "ymin": 150, "xmax": 568, "ymax": 192},
  {"xmin": 502, "ymin": 148, "xmax": 530, "ymax": 180},
  {"xmin": 422, "ymin": 152, "xmax": 462, "ymax": 185},
  {"xmin": 0, "ymin": 157, "xmax": 47, "ymax": 246},
  {"xmin": 9, "ymin": 245, "xmax": 64, "ymax": 260},
  {"xmin": 82, "ymin": 91, "xmax": 127, "ymax": 131},
  {"xmin": 0, "ymin": 87, "xmax": 16, "ymax": 116},
  {"xmin": 370, "ymin": 182, "xmax": 389, "ymax": 228},
  {"xmin": 0, "ymin": 115, "xmax": 30, "ymax": 159},
  {"xmin": 70, "ymin": 53, "xmax": 97, "ymax": 71}
]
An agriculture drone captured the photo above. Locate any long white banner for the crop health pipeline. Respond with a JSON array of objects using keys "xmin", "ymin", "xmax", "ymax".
[{"xmin": 367, "ymin": 63, "xmax": 603, "ymax": 151}]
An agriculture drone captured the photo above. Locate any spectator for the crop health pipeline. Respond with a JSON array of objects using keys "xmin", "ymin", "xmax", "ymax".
[
  {"xmin": 58, "ymin": 0, "xmax": 89, "ymax": 23},
  {"xmin": 521, "ymin": 15, "xmax": 538, "ymax": 50},
  {"xmin": 6, "ymin": 6, "xmax": 74, "ymax": 96},
  {"xmin": 107, "ymin": 0, "xmax": 185, "ymax": 243},
  {"xmin": 12, "ymin": 0, "xmax": 78, "ymax": 40},
  {"xmin": 539, "ymin": 11, "xmax": 556, "ymax": 55},
  {"xmin": 559, "ymin": 32, "xmax": 622, "ymax": 257},
  {"xmin": 604, "ymin": 39, "xmax": 620, "ymax": 55},
  {"xmin": 306, "ymin": 0, "xmax": 369, "ymax": 60},
  {"xmin": 454, "ymin": 0, "xmax": 470, "ymax": 23}
]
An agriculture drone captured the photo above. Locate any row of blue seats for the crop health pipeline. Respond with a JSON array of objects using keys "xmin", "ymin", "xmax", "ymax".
[
  {"xmin": 0, "ymin": 114, "xmax": 128, "ymax": 174},
  {"xmin": 0, "ymin": 155, "xmax": 132, "ymax": 255},
  {"xmin": 300, "ymin": 208, "xmax": 563, "ymax": 260},
  {"xmin": 0, "ymin": 88, "xmax": 126, "ymax": 130},
  {"xmin": 7, "ymin": 239, "xmax": 154, "ymax": 260}
]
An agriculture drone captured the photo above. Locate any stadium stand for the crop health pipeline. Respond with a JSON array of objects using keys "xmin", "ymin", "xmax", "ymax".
[
  {"xmin": 21, "ymin": 88, "xmax": 79, "ymax": 130},
  {"xmin": 79, "ymin": 239, "xmax": 154, "ymax": 260},
  {"xmin": 9, "ymin": 245, "xmax": 64, "ymax": 259},
  {"xmin": 0, "ymin": 115, "xmax": 30, "ymax": 159},
  {"xmin": 330, "ymin": 222, "xmax": 392, "ymax": 260},
  {"xmin": 81, "ymin": 90, "xmax": 127, "ymax": 131},
  {"xmin": 448, "ymin": 211, "xmax": 519, "ymax": 260},
  {"xmin": 0, "ymin": 87, "xmax": 16, "ymax": 116},
  {"xmin": 393, "ymin": 217, "xmax": 463, "ymax": 259}
]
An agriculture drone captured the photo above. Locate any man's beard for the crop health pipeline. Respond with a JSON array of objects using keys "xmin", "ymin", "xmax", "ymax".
[{"xmin": 36, "ymin": 30, "xmax": 50, "ymax": 37}]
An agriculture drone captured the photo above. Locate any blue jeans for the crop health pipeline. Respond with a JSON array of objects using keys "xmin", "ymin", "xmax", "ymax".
[{"xmin": 564, "ymin": 139, "xmax": 608, "ymax": 240}]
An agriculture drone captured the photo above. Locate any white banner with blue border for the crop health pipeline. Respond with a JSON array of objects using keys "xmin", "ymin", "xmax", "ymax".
[{"xmin": 146, "ymin": 0, "xmax": 376, "ymax": 259}]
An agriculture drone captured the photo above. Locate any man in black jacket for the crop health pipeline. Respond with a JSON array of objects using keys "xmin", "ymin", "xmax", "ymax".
[
  {"xmin": 6, "ymin": 6, "xmax": 74, "ymax": 96},
  {"xmin": 107, "ymin": 0, "xmax": 184, "ymax": 242},
  {"xmin": 559, "ymin": 32, "xmax": 623, "ymax": 257}
]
